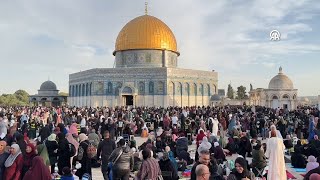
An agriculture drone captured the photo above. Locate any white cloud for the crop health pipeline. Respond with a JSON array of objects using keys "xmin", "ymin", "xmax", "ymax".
[{"xmin": 0, "ymin": 0, "xmax": 319, "ymax": 96}]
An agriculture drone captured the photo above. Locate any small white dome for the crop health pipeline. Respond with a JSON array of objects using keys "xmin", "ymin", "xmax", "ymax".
[{"xmin": 268, "ymin": 67, "xmax": 294, "ymax": 89}]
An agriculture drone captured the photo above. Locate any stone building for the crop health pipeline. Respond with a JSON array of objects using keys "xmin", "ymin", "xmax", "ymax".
[
  {"xmin": 29, "ymin": 80, "xmax": 67, "ymax": 106},
  {"xmin": 249, "ymin": 67, "xmax": 298, "ymax": 110},
  {"xmin": 68, "ymin": 13, "xmax": 218, "ymax": 107}
]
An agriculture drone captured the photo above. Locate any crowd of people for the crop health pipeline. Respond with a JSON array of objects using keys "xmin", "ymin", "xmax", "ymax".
[{"xmin": 0, "ymin": 105, "xmax": 319, "ymax": 180}]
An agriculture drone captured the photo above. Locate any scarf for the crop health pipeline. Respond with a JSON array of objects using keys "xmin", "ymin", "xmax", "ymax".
[
  {"xmin": 5, "ymin": 144, "xmax": 21, "ymax": 167},
  {"xmin": 47, "ymin": 134, "xmax": 57, "ymax": 142},
  {"xmin": 24, "ymin": 143, "xmax": 36, "ymax": 167}
]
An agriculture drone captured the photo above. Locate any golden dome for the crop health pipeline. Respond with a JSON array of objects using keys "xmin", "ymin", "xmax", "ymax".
[{"xmin": 114, "ymin": 15, "xmax": 179, "ymax": 55}]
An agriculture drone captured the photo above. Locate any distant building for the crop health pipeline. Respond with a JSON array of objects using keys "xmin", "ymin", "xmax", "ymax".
[
  {"xmin": 29, "ymin": 81, "xmax": 67, "ymax": 106},
  {"xmin": 218, "ymin": 89, "xmax": 225, "ymax": 97},
  {"xmin": 249, "ymin": 67, "xmax": 298, "ymax": 110}
]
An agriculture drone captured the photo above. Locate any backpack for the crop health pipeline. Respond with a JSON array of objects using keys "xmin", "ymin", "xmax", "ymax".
[
  {"xmin": 68, "ymin": 143, "xmax": 76, "ymax": 157},
  {"xmin": 87, "ymin": 143, "xmax": 97, "ymax": 159},
  {"xmin": 77, "ymin": 145, "xmax": 85, "ymax": 161}
]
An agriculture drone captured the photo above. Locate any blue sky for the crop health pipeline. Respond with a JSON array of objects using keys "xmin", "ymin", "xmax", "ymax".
[{"xmin": 0, "ymin": 0, "xmax": 319, "ymax": 96}]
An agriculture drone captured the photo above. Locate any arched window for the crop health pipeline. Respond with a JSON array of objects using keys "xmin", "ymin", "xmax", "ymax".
[
  {"xmin": 89, "ymin": 83, "xmax": 92, "ymax": 96},
  {"xmin": 157, "ymin": 81, "xmax": 164, "ymax": 95},
  {"xmin": 107, "ymin": 82, "xmax": 113, "ymax": 94},
  {"xmin": 272, "ymin": 95, "xmax": 278, "ymax": 99},
  {"xmin": 139, "ymin": 82, "xmax": 145, "ymax": 95},
  {"xmin": 72, "ymin": 85, "xmax": 75, "ymax": 97},
  {"xmin": 194, "ymin": 83, "xmax": 197, "ymax": 96},
  {"xmin": 207, "ymin": 84, "xmax": 210, "ymax": 96},
  {"xmin": 149, "ymin": 82, "xmax": 154, "ymax": 94},
  {"xmin": 169, "ymin": 82, "xmax": 175, "ymax": 95},
  {"xmin": 282, "ymin": 94, "xmax": 289, "ymax": 99}
]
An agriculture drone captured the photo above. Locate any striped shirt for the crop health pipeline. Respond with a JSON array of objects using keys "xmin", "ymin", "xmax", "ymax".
[{"xmin": 138, "ymin": 158, "xmax": 161, "ymax": 180}]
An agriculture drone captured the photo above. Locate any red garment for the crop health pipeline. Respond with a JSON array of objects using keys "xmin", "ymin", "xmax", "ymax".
[
  {"xmin": 22, "ymin": 156, "xmax": 51, "ymax": 180},
  {"xmin": 4, "ymin": 154, "xmax": 23, "ymax": 180},
  {"xmin": 196, "ymin": 131, "xmax": 206, "ymax": 147},
  {"xmin": 23, "ymin": 133, "xmax": 29, "ymax": 143},
  {"xmin": 23, "ymin": 143, "xmax": 37, "ymax": 168}
]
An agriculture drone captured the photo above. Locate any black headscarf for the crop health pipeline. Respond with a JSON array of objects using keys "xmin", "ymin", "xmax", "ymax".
[{"xmin": 231, "ymin": 157, "xmax": 251, "ymax": 180}]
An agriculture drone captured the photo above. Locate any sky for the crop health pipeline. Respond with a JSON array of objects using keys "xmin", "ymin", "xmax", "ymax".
[{"xmin": 0, "ymin": 0, "xmax": 320, "ymax": 96}]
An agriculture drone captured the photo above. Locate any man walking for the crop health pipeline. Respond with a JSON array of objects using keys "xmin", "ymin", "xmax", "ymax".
[{"xmin": 97, "ymin": 131, "xmax": 116, "ymax": 180}]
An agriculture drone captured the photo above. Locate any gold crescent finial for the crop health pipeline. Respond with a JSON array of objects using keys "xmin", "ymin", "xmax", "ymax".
[{"xmin": 145, "ymin": 1, "xmax": 148, "ymax": 15}]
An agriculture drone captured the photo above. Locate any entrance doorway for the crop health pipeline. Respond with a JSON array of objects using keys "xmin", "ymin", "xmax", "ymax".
[{"xmin": 123, "ymin": 95, "xmax": 133, "ymax": 106}]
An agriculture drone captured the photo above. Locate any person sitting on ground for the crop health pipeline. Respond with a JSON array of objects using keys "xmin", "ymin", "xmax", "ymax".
[
  {"xmin": 228, "ymin": 157, "xmax": 255, "ymax": 180},
  {"xmin": 291, "ymin": 146, "xmax": 307, "ymax": 168},
  {"xmin": 306, "ymin": 155, "xmax": 319, "ymax": 173},
  {"xmin": 213, "ymin": 142, "xmax": 226, "ymax": 164},
  {"xmin": 195, "ymin": 164, "xmax": 210, "ymax": 180},
  {"xmin": 250, "ymin": 140, "xmax": 267, "ymax": 177},
  {"xmin": 158, "ymin": 152, "xmax": 179, "ymax": 180}
]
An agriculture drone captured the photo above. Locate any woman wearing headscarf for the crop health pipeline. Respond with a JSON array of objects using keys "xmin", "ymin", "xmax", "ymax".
[
  {"xmin": 66, "ymin": 133, "xmax": 79, "ymax": 167},
  {"xmin": 227, "ymin": 157, "xmax": 255, "ymax": 180},
  {"xmin": 57, "ymin": 133, "xmax": 71, "ymax": 175},
  {"xmin": 165, "ymin": 146, "xmax": 178, "ymax": 171},
  {"xmin": 266, "ymin": 130, "xmax": 286, "ymax": 180},
  {"xmin": 75, "ymin": 133, "xmax": 92, "ymax": 179},
  {"xmin": 46, "ymin": 133, "xmax": 59, "ymax": 173},
  {"xmin": 37, "ymin": 141, "xmax": 50, "ymax": 168},
  {"xmin": 197, "ymin": 137, "xmax": 212, "ymax": 155},
  {"xmin": 158, "ymin": 152, "xmax": 178, "ymax": 180},
  {"xmin": 0, "ymin": 141, "xmax": 9, "ymax": 180},
  {"xmin": 22, "ymin": 156, "xmax": 51, "ymax": 180},
  {"xmin": 68, "ymin": 123, "xmax": 78, "ymax": 136},
  {"xmin": 22, "ymin": 143, "xmax": 37, "ymax": 178},
  {"xmin": 4, "ymin": 144, "xmax": 23, "ymax": 180},
  {"xmin": 213, "ymin": 142, "xmax": 226, "ymax": 164},
  {"xmin": 306, "ymin": 155, "xmax": 319, "ymax": 173}
]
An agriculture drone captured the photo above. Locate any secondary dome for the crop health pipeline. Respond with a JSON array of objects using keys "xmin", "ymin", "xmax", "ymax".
[
  {"xmin": 114, "ymin": 15, "xmax": 179, "ymax": 55},
  {"xmin": 40, "ymin": 80, "xmax": 57, "ymax": 91},
  {"xmin": 268, "ymin": 67, "xmax": 294, "ymax": 89}
]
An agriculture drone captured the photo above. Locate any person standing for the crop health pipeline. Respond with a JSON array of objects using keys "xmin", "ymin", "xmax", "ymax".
[
  {"xmin": 0, "ymin": 141, "xmax": 9, "ymax": 180},
  {"xmin": 212, "ymin": 116, "xmax": 219, "ymax": 136},
  {"xmin": 265, "ymin": 130, "xmax": 286, "ymax": 180},
  {"xmin": 97, "ymin": 131, "xmax": 116, "ymax": 180},
  {"xmin": 4, "ymin": 144, "xmax": 23, "ymax": 180},
  {"xmin": 75, "ymin": 133, "xmax": 92, "ymax": 179},
  {"xmin": 109, "ymin": 139, "xmax": 134, "ymax": 180}
]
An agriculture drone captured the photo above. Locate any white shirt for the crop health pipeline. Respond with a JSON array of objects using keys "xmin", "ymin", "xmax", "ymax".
[{"xmin": 172, "ymin": 116, "xmax": 178, "ymax": 125}]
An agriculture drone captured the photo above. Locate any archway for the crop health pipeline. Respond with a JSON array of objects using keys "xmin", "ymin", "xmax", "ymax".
[
  {"xmin": 282, "ymin": 94, "xmax": 290, "ymax": 110},
  {"xmin": 271, "ymin": 95, "xmax": 279, "ymax": 109},
  {"xmin": 122, "ymin": 86, "xmax": 134, "ymax": 106}
]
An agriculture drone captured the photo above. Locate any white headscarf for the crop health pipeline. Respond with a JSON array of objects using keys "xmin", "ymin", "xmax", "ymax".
[
  {"xmin": 5, "ymin": 144, "xmax": 21, "ymax": 167},
  {"xmin": 198, "ymin": 137, "xmax": 212, "ymax": 154},
  {"xmin": 269, "ymin": 125, "xmax": 283, "ymax": 139}
]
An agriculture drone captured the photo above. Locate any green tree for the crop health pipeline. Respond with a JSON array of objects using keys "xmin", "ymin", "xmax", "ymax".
[
  {"xmin": 0, "ymin": 89, "xmax": 30, "ymax": 106},
  {"xmin": 59, "ymin": 92, "xmax": 69, "ymax": 96},
  {"xmin": 236, "ymin": 85, "xmax": 247, "ymax": 99},
  {"xmin": 227, "ymin": 84, "xmax": 234, "ymax": 99},
  {"xmin": 14, "ymin": 89, "xmax": 29, "ymax": 103}
]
